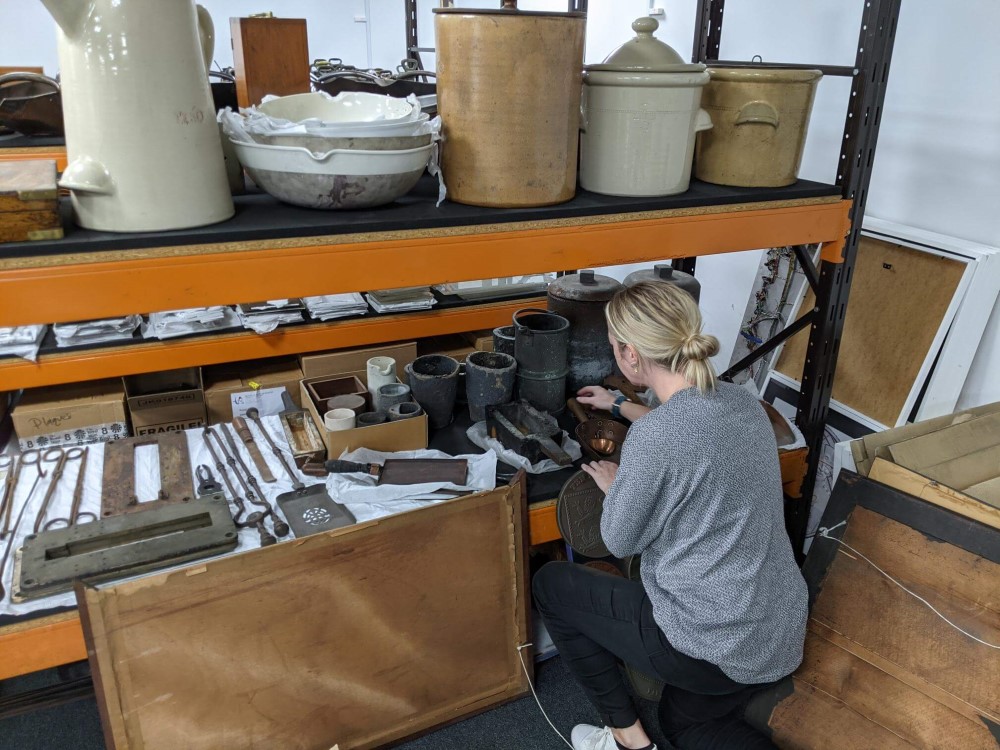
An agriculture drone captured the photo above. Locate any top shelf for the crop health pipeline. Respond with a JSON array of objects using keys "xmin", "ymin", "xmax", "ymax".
[{"xmin": 0, "ymin": 174, "xmax": 850, "ymax": 327}]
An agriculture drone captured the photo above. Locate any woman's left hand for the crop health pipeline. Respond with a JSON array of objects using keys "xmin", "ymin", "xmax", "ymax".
[{"xmin": 581, "ymin": 460, "xmax": 619, "ymax": 494}]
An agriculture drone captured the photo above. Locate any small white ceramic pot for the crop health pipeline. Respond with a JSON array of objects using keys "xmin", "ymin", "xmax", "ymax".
[{"xmin": 324, "ymin": 408, "xmax": 356, "ymax": 432}]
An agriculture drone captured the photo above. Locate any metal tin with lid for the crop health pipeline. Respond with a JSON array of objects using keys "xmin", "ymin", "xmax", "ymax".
[
  {"xmin": 623, "ymin": 263, "xmax": 701, "ymax": 302},
  {"xmin": 434, "ymin": 1, "xmax": 586, "ymax": 207},
  {"xmin": 547, "ymin": 269, "xmax": 623, "ymax": 392},
  {"xmin": 580, "ymin": 17, "xmax": 712, "ymax": 197}
]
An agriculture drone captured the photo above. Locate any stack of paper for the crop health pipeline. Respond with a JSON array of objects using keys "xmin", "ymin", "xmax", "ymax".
[
  {"xmin": 0, "ymin": 325, "xmax": 47, "ymax": 362},
  {"xmin": 366, "ymin": 287, "xmax": 437, "ymax": 314},
  {"xmin": 303, "ymin": 293, "xmax": 368, "ymax": 321},
  {"xmin": 237, "ymin": 299, "xmax": 306, "ymax": 334},
  {"xmin": 142, "ymin": 306, "xmax": 240, "ymax": 340},
  {"xmin": 53, "ymin": 316, "xmax": 142, "ymax": 348}
]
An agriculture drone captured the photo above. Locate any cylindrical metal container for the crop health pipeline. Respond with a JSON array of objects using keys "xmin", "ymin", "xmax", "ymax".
[
  {"xmin": 547, "ymin": 270, "xmax": 622, "ymax": 392},
  {"xmin": 513, "ymin": 308, "xmax": 570, "ymax": 414},
  {"xmin": 493, "ymin": 325, "xmax": 516, "ymax": 357},
  {"xmin": 405, "ymin": 355, "xmax": 459, "ymax": 429},
  {"xmin": 466, "ymin": 351, "xmax": 517, "ymax": 422},
  {"xmin": 695, "ymin": 68, "xmax": 823, "ymax": 187},
  {"xmin": 433, "ymin": 1, "xmax": 586, "ymax": 207},
  {"xmin": 623, "ymin": 264, "xmax": 701, "ymax": 302}
]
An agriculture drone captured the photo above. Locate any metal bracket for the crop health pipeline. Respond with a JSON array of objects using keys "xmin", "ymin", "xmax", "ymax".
[{"xmin": 101, "ymin": 434, "xmax": 194, "ymax": 518}]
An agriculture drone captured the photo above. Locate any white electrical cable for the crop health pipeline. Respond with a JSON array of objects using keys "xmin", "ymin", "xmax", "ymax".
[
  {"xmin": 517, "ymin": 643, "xmax": 575, "ymax": 750},
  {"xmin": 817, "ymin": 520, "xmax": 1000, "ymax": 649}
]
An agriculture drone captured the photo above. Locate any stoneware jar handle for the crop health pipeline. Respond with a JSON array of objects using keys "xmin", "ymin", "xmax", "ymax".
[
  {"xmin": 196, "ymin": 4, "xmax": 215, "ymax": 75},
  {"xmin": 694, "ymin": 108, "xmax": 713, "ymax": 132},
  {"xmin": 735, "ymin": 100, "xmax": 779, "ymax": 128}
]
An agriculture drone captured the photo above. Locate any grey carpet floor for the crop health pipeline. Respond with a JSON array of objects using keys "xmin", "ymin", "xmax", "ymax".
[{"xmin": 0, "ymin": 657, "xmax": 667, "ymax": 750}]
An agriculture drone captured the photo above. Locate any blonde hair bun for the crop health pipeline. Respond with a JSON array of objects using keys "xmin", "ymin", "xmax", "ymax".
[
  {"xmin": 605, "ymin": 280, "xmax": 719, "ymax": 392},
  {"xmin": 682, "ymin": 333, "xmax": 720, "ymax": 362}
]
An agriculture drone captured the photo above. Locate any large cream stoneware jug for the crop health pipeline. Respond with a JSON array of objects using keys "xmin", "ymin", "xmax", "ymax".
[{"xmin": 42, "ymin": 0, "xmax": 234, "ymax": 231}]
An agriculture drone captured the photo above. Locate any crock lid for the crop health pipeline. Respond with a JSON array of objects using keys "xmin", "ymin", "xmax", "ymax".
[
  {"xmin": 586, "ymin": 17, "xmax": 705, "ymax": 73},
  {"xmin": 548, "ymin": 270, "xmax": 622, "ymax": 301}
]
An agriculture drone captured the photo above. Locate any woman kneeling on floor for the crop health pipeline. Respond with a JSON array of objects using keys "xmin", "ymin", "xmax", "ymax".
[{"xmin": 533, "ymin": 281, "xmax": 808, "ymax": 750}]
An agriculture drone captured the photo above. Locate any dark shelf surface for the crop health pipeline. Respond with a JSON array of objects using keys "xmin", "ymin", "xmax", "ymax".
[{"xmin": 0, "ymin": 174, "xmax": 841, "ymax": 261}]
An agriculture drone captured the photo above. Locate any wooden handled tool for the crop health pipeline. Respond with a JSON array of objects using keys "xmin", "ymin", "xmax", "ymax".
[{"xmin": 233, "ymin": 416, "xmax": 276, "ymax": 483}]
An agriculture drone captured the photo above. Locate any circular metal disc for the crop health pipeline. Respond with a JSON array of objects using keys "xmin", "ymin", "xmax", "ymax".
[{"xmin": 557, "ymin": 470, "xmax": 610, "ymax": 558}]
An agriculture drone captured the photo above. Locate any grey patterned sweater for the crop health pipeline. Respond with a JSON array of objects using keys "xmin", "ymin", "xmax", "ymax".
[{"xmin": 601, "ymin": 383, "xmax": 808, "ymax": 684}]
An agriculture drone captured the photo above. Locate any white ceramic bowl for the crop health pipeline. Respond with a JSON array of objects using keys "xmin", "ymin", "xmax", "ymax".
[
  {"xmin": 258, "ymin": 92, "xmax": 417, "ymax": 124},
  {"xmin": 231, "ymin": 139, "xmax": 433, "ymax": 210}
]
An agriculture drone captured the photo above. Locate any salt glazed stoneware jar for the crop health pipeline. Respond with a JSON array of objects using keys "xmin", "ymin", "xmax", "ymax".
[{"xmin": 580, "ymin": 17, "xmax": 712, "ymax": 197}]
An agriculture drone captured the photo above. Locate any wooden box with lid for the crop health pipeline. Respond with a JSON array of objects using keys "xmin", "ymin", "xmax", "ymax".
[{"xmin": 0, "ymin": 159, "xmax": 62, "ymax": 243}]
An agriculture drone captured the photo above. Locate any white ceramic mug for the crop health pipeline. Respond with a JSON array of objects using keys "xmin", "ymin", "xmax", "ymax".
[
  {"xmin": 324, "ymin": 408, "xmax": 356, "ymax": 432},
  {"xmin": 367, "ymin": 356, "xmax": 397, "ymax": 403}
]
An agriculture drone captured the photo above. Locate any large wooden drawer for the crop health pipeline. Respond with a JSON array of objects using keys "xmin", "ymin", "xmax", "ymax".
[{"xmin": 79, "ymin": 481, "xmax": 530, "ymax": 750}]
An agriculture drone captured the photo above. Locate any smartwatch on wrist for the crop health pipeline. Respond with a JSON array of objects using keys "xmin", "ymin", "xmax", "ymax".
[{"xmin": 611, "ymin": 394, "xmax": 627, "ymax": 419}]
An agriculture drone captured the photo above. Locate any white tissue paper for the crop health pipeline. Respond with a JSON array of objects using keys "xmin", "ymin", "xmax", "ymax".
[
  {"xmin": 328, "ymin": 447, "xmax": 497, "ymax": 523},
  {"xmin": 142, "ymin": 306, "xmax": 240, "ymax": 340},
  {"xmin": 465, "ymin": 421, "xmax": 583, "ymax": 474},
  {"xmin": 0, "ymin": 324, "xmax": 46, "ymax": 361},
  {"xmin": 303, "ymin": 293, "xmax": 368, "ymax": 321}
]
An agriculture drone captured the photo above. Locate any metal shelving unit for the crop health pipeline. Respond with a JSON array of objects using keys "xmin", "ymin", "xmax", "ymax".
[{"xmin": 404, "ymin": 0, "xmax": 903, "ymax": 558}]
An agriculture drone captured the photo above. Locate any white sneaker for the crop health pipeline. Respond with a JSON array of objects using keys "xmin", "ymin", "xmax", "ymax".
[{"xmin": 570, "ymin": 724, "xmax": 657, "ymax": 750}]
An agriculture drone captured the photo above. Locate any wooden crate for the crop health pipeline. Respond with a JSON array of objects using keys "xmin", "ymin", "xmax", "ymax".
[
  {"xmin": 0, "ymin": 159, "xmax": 62, "ymax": 243},
  {"xmin": 231, "ymin": 17, "xmax": 310, "ymax": 108}
]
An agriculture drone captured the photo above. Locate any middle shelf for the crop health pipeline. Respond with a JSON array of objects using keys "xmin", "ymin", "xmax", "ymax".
[{"xmin": 0, "ymin": 297, "xmax": 540, "ymax": 389}]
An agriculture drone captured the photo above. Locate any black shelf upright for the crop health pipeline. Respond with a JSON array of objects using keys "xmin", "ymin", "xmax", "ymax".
[{"xmin": 694, "ymin": 0, "xmax": 903, "ymax": 560}]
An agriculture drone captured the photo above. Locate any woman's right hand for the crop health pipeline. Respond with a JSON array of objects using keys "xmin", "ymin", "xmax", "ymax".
[{"xmin": 576, "ymin": 385, "xmax": 616, "ymax": 411}]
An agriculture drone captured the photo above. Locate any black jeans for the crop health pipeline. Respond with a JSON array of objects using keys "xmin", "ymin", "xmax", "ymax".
[{"xmin": 532, "ymin": 562, "xmax": 777, "ymax": 750}]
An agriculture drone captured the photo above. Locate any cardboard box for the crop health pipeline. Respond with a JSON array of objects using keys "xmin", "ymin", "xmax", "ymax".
[
  {"xmin": 301, "ymin": 379, "xmax": 427, "ymax": 459},
  {"xmin": 462, "ymin": 330, "xmax": 496, "ymax": 352},
  {"xmin": 12, "ymin": 379, "xmax": 128, "ymax": 449},
  {"xmin": 850, "ymin": 400, "xmax": 1000, "ymax": 476},
  {"xmin": 124, "ymin": 367, "xmax": 206, "ymax": 436},
  {"xmin": 852, "ymin": 401, "xmax": 1000, "ymax": 508},
  {"xmin": 299, "ymin": 341, "xmax": 417, "ymax": 380},
  {"xmin": 204, "ymin": 357, "xmax": 303, "ymax": 424},
  {"xmin": 417, "ymin": 335, "xmax": 476, "ymax": 362}
]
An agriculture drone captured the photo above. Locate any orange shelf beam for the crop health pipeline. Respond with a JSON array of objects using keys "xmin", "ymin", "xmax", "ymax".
[
  {"xmin": 0, "ymin": 611, "xmax": 86, "ymax": 681},
  {"xmin": 0, "ymin": 298, "xmax": 542, "ymax": 390},
  {"xmin": 0, "ymin": 199, "xmax": 851, "ymax": 327}
]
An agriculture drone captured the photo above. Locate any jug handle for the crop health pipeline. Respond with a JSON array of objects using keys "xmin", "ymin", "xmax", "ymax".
[
  {"xmin": 196, "ymin": 5, "xmax": 215, "ymax": 75},
  {"xmin": 735, "ymin": 100, "xmax": 779, "ymax": 128}
]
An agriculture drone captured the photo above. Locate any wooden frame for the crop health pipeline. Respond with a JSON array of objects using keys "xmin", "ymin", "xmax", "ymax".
[
  {"xmin": 79, "ymin": 482, "xmax": 530, "ymax": 750},
  {"xmin": 766, "ymin": 219, "xmax": 997, "ymax": 429}
]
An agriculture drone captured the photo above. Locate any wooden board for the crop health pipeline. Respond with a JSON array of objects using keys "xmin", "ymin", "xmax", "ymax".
[
  {"xmin": 870, "ymin": 458, "xmax": 1000, "ymax": 530},
  {"xmin": 231, "ymin": 17, "xmax": 310, "ymax": 109},
  {"xmin": 777, "ymin": 237, "xmax": 965, "ymax": 426},
  {"xmin": 79, "ymin": 484, "xmax": 530, "ymax": 750},
  {"xmin": 761, "ymin": 473, "xmax": 1000, "ymax": 748}
]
